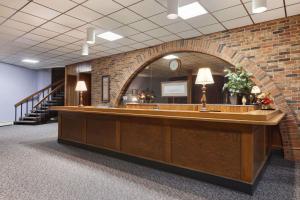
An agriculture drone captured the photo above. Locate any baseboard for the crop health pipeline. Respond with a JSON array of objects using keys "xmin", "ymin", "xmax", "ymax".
[{"xmin": 0, "ymin": 121, "xmax": 13, "ymax": 127}]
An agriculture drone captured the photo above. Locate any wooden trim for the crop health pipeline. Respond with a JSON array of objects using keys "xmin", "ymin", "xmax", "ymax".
[{"xmin": 50, "ymin": 106, "xmax": 285, "ymax": 126}]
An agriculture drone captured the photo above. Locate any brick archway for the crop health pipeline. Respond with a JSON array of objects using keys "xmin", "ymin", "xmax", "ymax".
[{"xmin": 111, "ymin": 39, "xmax": 299, "ymax": 160}]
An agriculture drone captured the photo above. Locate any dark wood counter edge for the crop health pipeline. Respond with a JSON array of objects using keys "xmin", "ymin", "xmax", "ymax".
[
  {"xmin": 58, "ymin": 138, "xmax": 272, "ymax": 195},
  {"xmin": 51, "ymin": 106, "xmax": 285, "ymax": 126}
]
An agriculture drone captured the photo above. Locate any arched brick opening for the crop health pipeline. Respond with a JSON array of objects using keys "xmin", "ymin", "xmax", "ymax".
[{"xmin": 112, "ymin": 39, "xmax": 299, "ymax": 160}]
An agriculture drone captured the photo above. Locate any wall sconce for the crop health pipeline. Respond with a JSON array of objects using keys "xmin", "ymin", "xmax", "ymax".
[
  {"xmin": 75, "ymin": 81, "xmax": 87, "ymax": 107},
  {"xmin": 195, "ymin": 68, "xmax": 214, "ymax": 112}
]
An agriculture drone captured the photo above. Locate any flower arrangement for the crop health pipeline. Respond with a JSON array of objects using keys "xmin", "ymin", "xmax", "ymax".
[{"xmin": 256, "ymin": 92, "xmax": 274, "ymax": 109}]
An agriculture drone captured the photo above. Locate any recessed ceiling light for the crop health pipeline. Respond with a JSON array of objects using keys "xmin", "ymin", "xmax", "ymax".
[
  {"xmin": 97, "ymin": 31, "xmax": 123, "ymax": 41},
  {"xmin": 252, "ymin": 0, "xmax": 267, "ymax": 13},
  {"xmin": 178, "ymin": 2, "xmax": 207, "ymax": 20},
  {"xmin": 163, "ymin": 55, "xmax": 178, "ymax": 60},
  {"xmin": 22, "ymin": 59, "xmax": 39, "ymax": 64}
]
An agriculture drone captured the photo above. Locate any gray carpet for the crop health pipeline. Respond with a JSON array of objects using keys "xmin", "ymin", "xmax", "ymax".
[{"xmin": 0, "ymin": 124, "xmax": 299, "ymax": 200}]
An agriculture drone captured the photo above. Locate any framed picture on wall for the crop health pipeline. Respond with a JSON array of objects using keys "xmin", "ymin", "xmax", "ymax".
[
  {"xmin": 102, "ymin": 75, "xmax": 110, "ymax": 103},
  {"xmin": 161, "ymin": 81, "xmax": 188, "ymax": 97}
]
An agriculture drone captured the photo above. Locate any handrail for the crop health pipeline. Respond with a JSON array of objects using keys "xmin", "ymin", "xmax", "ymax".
[
  {"xmin": 15, "ymin": 79, "xmax": 64, "ymax": 107},
  {"xmin": 33, "ymin": 82, "xmax": 64, "ymax": 110}
]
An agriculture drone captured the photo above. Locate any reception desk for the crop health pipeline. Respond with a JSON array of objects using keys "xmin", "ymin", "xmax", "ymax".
[{"xmin": 51, "ymin": 106, "xmax": 284, "ymax": 194}]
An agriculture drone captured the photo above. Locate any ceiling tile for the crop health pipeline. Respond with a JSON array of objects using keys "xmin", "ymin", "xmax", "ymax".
[
  {"xmin": 164, "ymin": 21, "xmax": 193, "ymax": 33},
  {"xmin": 0, "ymin": 26, "xmax": 26, "ymax": 36},
  {"xmin": 64, "ymin": 43, "xmax": 82, "ymax": 50},
  {"xmin": 41, "ymin": 22, "xmax": 71, "ymax": 33},
  {"xmin": 0, "ymin": 16, "xmax": 6, "ymax": 23},
  {"xmin": 54, "ymin": 34, "xmax": 79, "ymax": 43},
  {"xmin": 213, "ymin": 5, "xmax": 248, "ymax": 22},
  {"xmin": 117, "ymin": 38, "xmax": 137, "ymax": 45},
  {"xmin": 186, "ymin": 14, "xmax": 218, "ymax": 28},
  {"xmin": 83, "ymin": 0, "xmax": 123, "ymax": 15},
  {"xmin": 22, "ymin": 33, "xmax": 48, "ymax": 42},
  {"xmin": 198, "ymin": 23, "xmax": 225, "ymax": 34},
  {"xmin": 114, "ymin": 0, "xmax": 141, "ymax": 6},
  {"xmin": 31, "ymin": 28, "xmax": 60, "ymax": 38},
  {"xmin": 15, "ymin": 37, "xmax": 40, "ymax": 45},
  {"xmin": 45, "ymin": 38, "xmax": 69, "ymax": 46},
  {"xmin": 11, "ymin": 12, "xmax": 47, "ymax": 26},
  {"xmin": 199, "ymin": 0, "xmax": 241, "ymax": 12},
  {"xmin": 92, "ymin": 17, "xmax": 122, "ymax": 30},
  {"xmin": 0, "ymin": 5, "xmax": 15, "ymax": 18},
  {"xmin": 36, "ymin": 42, "xmax": 59, "ymax": 50},
  {"xmin": 243, "ymin": 0, "xmax": 284, "ymax": 14},
  {"xmin": 222, "ymin": 16, "xmax": 253, "ymax": 29},
  {"xmin": 177, "ymin": 29, "xmax": 202, "ymax": 39},
  {"xmin": 149, "ymin": 12, "xmax": 181, "ymax": 26},
  {"xmin": 144, "ymin": 28, "xmax": 171, "ymax": 38},
  {"xmin": 102, "ymin": 42, "xmax": 123, "ymax": 48},
  {"xmin": 118, "ymin": 45, "xmax": 135, "ymax": 52},
  {"xmin": 91, "ymin": 45, "xmax": 110, "ymax": 51},
  {"xmin": 109, "ymin": 8, "xmax": 143, "ymax": 24},
  {"xmin": 70, "ymin": 0, "xmax": 87, "ymax": 3},
  {"xmin": 129, "ymin": 32, "xmax": 152, "ymax": 42},
  {"xmin": 33, "ymin": 0, "xmax": 77, "ymax": 12},
  {"xmin": 67, "ymin": 5, "xmax": 101, "ymax": 22},
  {"xmin": 128, "ymin": 0, "xmax": 165, "ymax": 17},
  {"xmin": 143, "ymin": 39, "xmax": 162, "ymax": 46},
  {"xmin": 53, "ymin": 14, "xmax": 86, "ymax": 28},
  {"xmin": 65, "ymin": 29, "xmax": 86, "ymax": 39},
  {"xmin": 105, "ymin": 49, "xmax": 122, "ymax": 54},
  {"xmin": 21, "ymin": 2, "xmax": 60, "ymax": 20},
  {"xmin": 286, "ymin": 3, "xmax": 300, "ymax": 16},
  {"xmin": 129, "ymin": 19, "xmax": 159, "ymax": 32},
  {"xmin": 130, "ymin": 42, "xmax": 147, "ymax": 49},
  {"xmin": 113, "ymin": 26, "xmax": 139, "ymax": 37},
  {"xmin": 2, "ymin": 19, "xmax": 35, "ymax": 32},
  {"xmin": 285, "ymin": 0, "xmax": 300, "ymax": 5},
  {"xmin": 0, "ymin": 0, "xmax": 29, "ymax": 9},
  {"xmin": 251, "ymin": 8, "xmax": 285, "ymax": 23}
]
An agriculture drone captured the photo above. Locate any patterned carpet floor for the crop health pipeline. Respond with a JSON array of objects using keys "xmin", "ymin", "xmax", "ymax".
[{"xmin": 0, "ymin": 123, "xmax": 299, "ymax": 200}]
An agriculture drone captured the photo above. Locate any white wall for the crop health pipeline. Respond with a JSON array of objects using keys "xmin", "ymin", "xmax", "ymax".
[{"xmin": 0, "ymin": 63, "xmax": 52, "ymax": 122}]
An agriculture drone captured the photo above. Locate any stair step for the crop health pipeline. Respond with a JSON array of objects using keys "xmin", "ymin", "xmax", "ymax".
[
  {"xmin": 26, "ymin": 113, "xmax": 41, "ymax": 117},
  {"xmin": 32, "ymin": 109, "xmax": 48, "ymax": 113},
  {"xmin": 21, "ymin": 116, "xmax": 40, "ymax": 121},
  {"xmin": 14, "ymin": 120, "xmax": 40, "ymax": 125}
]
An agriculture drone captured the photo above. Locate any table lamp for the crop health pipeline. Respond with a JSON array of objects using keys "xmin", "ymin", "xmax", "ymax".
[
  {"xmin": 251, "ymin": 86, "xmax": 261, "ymax": 104},
  {"xmin": 75, "ymin": 81, "xmax": 87, "ymax": 107},
  {"xmin": 195, "ymin": 68, "xmax": 214, "ymax": 112}
]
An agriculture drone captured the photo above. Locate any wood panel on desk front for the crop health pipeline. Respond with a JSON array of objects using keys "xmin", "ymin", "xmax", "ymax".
[{"xmin": 58, "ymin": 111, "xmax": 272, "ymax": 183}]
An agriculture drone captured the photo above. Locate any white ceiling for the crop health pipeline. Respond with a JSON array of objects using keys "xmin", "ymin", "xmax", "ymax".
[{"xmin": 0, "ymin": 0, "xmax": 299, "ymax": 69}]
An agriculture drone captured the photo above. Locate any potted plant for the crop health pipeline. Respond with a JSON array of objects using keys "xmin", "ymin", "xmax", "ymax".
[{"xmin": 223, "ymin": 66, "xmax": 254, "ymax": 105}]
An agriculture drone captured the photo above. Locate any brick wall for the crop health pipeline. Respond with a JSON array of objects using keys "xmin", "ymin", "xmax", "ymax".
[{"xmin": 67, "ymin": 15, "xmax": 300, "ymax": 160}]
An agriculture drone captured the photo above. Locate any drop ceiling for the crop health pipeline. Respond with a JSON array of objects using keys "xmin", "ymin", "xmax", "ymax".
[{"xmin": 0, "ymin": 0, "xmax": 299, "ymax": 69}]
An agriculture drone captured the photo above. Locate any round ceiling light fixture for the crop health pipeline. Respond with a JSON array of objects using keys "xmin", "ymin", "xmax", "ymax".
[
  {"xmin": 86, "ymin": 27, "xmax": 95, "ymax": 44},
  {"xmin": 252, "ymin": 0, "xmax": 267, "ymax": 14},
  {"xmin": 81, "ymin": 43, "xmax": 89, "ymax": 56},
  {"xmin": 167, "ymin": 0, "xmax": 178, "ymax": 19}
]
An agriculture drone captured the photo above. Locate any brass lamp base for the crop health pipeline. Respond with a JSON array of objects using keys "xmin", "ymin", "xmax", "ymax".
[
  {"xmin": 200, "ymin": 84, "xmax": 208, "ymax": 112},
  {"xmin": 78, "ymin": 91, "xmax": 84, "ymax": 107}
]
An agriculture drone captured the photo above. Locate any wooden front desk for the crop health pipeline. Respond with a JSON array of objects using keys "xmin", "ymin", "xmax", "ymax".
[{"xmin": 51, "ymin": 106, "xmax": 284, "ymax": 194}]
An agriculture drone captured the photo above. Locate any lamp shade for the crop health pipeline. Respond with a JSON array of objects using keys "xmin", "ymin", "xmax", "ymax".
[
  {"xmin": 251, "ymin": 86, "xmax": 261, "ymax": 94},
  {"xmin": 195, "ymin": 68, "xmax": 214, "ymax": 85},
  {"xmin": 252, "ymin": 0, "xmax": 267, "ymax": 13},
  {"xmin": 167, "ymin": 0, "xmax": 178, "ymax": 19},
  {"xmin": 75, "ymin": 81, "xmax": 87, "ymax": 92}
]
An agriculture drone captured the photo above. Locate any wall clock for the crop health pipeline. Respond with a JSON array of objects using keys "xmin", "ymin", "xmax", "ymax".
[{"xmin": 169, "ymin": 59, "xmax": 181, "ymax": 71}]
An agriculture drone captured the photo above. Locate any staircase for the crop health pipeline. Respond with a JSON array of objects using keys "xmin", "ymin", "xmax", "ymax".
[{"xmin": 14, "ymin": 80, "xmax": 65, "ymax": 125}]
